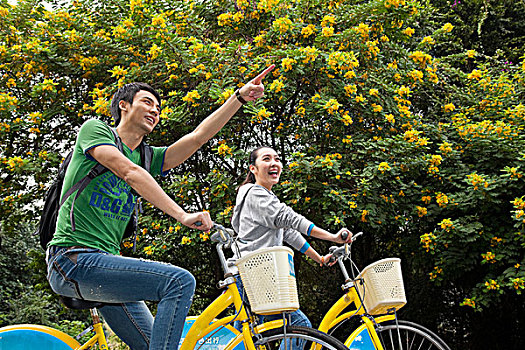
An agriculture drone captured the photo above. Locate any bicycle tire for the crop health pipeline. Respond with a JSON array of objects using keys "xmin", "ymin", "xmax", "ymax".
[
  {"xmin": 0, "ymin": 324, "xmax": 79, "ymax": 349},
  {"xmin": 254, "ymin": 325, "xmax": 348, "ymax": 350},
  {"xmin": 375, "ymin": 320, "xmax": 451, "ymax": 350}
]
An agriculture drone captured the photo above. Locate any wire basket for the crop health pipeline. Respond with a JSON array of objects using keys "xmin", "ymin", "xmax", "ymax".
[
  {"xmin": 235, "ymin": 246, "xmax": 299, "ymax": 315},
  {"xmin": 356, "ymin": 258, "xmax": 407, "ymax": 315}
]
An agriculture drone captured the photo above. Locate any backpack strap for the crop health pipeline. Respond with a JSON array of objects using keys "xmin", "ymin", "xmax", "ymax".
[
  {"xmin": 62, "ymin": 127, "xmax": 124, "ymax": 231},
  {"xmin": 139, "ymin": 142, "xmax": 153, "ymax": 173}
]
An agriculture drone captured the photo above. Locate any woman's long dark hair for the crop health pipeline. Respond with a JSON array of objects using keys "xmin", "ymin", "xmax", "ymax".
[{"xmin": 238, "ymin": 146, "xmax": 274, "ymax": 189}]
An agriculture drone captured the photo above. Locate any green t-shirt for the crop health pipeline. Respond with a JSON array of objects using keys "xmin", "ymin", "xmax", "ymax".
[{"xmin": 49, "ymin": 119, "xmax": 168, "ymax": 255}]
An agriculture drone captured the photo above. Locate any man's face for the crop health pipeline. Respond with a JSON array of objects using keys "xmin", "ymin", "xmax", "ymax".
[{"xmin": 120, "ymin": 90, "xmax": 161, "ymax": 133}]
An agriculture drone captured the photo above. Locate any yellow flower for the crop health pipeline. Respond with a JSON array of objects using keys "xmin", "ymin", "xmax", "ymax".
[
  {"xmin": 409, "ymin": 70, "xmax": 424, "ymax": 82},
  {"xmin": 402, "ymin": 27, "xmax": 415, "ymax": 37},
  {"xmin": 441, "ymin": 23, "xmax": 454, "ymax": 33},
  {"xmin": 321, "ymin": 15, "xmax": 336, "ymax": 27},
  {"xmin": 485, "ymin": 279, "xmax": 499, "ymax": 290},
  {"xmin": 42, "ymin": 79, "xmax": 58, "ymax": 91},
  {"xmin": 421, "ymin": 36, "xmax": 435, "ymax": 45},
  {"xmin": 123, "ymin": 19, "xmax": 134, "ymax": 28},
  {"xmin": 143, "ymin": 246, "xmax": 153, "ymax": 255},
  {"xmin": 324, "ymin": 99, "xmax": 341, "ymax": 114},
  {"xmin": 0, "ymin": 6, "xmax": 9, "ymax": 17},
  {"xmin": 361, "ymin": 209, "xmax": 369, "ymax": 222},
  {"xmin": 269, "ymin": 79, "xmax": 284, "ymax": 93},
  {"xmin": 355, "ymin": 94, "xmax": 366, "ymax": 103},
  {"xmin": 273, "ymin": 17, "xmax": 292, "ymax": 34},
  {"xmin": 416, "ymin": 206, "xmax": 427, "ymax": 217},
  {"xmin": 217, "ymin": 143, "xmax": 232, "ymax": 156},
  {"xmin": 420, "ymin": 233, "xmax": 436, "ymax": 252},
  {"xmin": 439, "ymin": 142, "xmax": 453, "ymax": 154},
  {"xmin": 378, "ymin": 162, "xmax": 391, "ymax": 173},
  {"xmin": 301, "ymin": 24, "xmax": 316, "ymax": 38},
  {"xmin": 439, "ymin": 218, "xmax": 454, "ymax": 231},
  {"xmin": 512, "ymin": 278, "xmax": 524, "ymax": 290},
  {"xmin": 182, "ymin": 90, "xmax": 201, "ymax": 104},
  {"xmin": 444, "ymin": 103, "xmax": 455, "ymax": 112},
  {"xmin": 372, "ymin": 104, "xmax": 383, "ymax": 113},
  {"xmin": 467, "ymin": 50, "xmax": 477, "ymax": 58},
  {"xmin": 385, "ymin": 114, "xmax": 395, "ymax": 124},
  {"xmin": 369, "ymin": 88, "xmax": 379, "ymax": 97},
  {"xmin": 436, "ymin": 192, "xmax": 449, "ymax": 207},
  {"xmin": 181, "ymin": 236, "xmax": 192, "ymax": 245},
  {"xmin": 344, "ymin": 84, "xmax": 357, "ymax": 96},
  {"xmin": 341, "ymin": 112, "xmax": 353, "ymax": 126},
  {"xmin": 109, "ymin": 65, "xmax": 128, "ymax": 77},
  {"xmin": 322, "ymin": 27, "xmax": 334, "ymax": 37},
  {"xmin": 147, "ymin": 43, "xmax": 162, "ymax": 60},
  {"xmin": 281, "ymin": 57, "xmax": 296, "ymax": 72},
  {"xmin": 461, "ymin": 298, "xmax": 476, "ymax": 308},
  {"xmin": 218, "ymin": 12, "xmax": 233, "ymax": 26},
  {"xmin": 409, "ymin": 51, "xmax": 432, "ymax": 66},
  {"xmin": 152, "ymin": 14, "xmax": 166, "ymax": 28},
  {"xmin": 482, "ymin": 251, "xmax": 496, "ymax": 263},
  {"xmin": 467, "ymin": 69, "xmax": 482, "ymax": 80},
  {"xmin": 396, "ymin": 85, "xmax": 411, "ymax": 96},
  {"xmin": 356, "ymin": 23, "xmax": 370, "ymax": 38}
]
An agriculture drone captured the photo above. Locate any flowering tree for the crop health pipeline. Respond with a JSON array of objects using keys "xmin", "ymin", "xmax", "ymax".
[{"xmin": 1, "ymin": 0, "xmax": 524, "ymax": 346}]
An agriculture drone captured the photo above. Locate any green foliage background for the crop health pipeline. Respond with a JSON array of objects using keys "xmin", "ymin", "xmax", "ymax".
[{"xmin": 1, "ymin": 0, "xmax": 524, "ymax": 348}]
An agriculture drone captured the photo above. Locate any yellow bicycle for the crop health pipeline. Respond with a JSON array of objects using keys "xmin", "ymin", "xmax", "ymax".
[
  {"xmin": 0, "ymin": 224, "xmax": 347, "ymax": 350},
  {"xmin": 317, "ymin": 232, "xmax": 451, "ymax": 350}
]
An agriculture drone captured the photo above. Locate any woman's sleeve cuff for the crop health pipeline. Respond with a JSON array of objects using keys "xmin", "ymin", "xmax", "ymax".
[
  {"xmin": 300, "ymin": 241, "xmax": 311, "ymax": 254},
  {"xmin": 306, "ymin": 224, "xmax": 315, "ymax": 237}
]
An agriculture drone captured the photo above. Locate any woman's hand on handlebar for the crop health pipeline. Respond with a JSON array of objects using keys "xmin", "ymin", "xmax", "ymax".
[
  {"xmin": 333, "ymin": 228, "xmax": 352, "ymax": 244},
  {"xmin": 180, "ymin": 211, "xmax": 213, "ymax": 231},
  {"xmin": 320, "ymin": 253, "xmax": 338, "ymax": 267}
]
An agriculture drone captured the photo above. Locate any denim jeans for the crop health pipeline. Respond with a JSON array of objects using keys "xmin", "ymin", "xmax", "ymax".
[
  {"xmin": 233, "ymin": 275, "xmax": 311, "ymax": 350},
  {"xmin": 46, "ymin": 246, "xmax": 195, "ymax": 350}
]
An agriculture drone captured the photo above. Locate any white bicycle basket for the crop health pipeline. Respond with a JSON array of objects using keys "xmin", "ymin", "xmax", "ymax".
[
  {"xmin": 356, "ymin": 258, "xmax": 407, "ymax": 315},
  {"xmin": 235, "ymin": 246, "xmax": 299, "ymax": 315}
]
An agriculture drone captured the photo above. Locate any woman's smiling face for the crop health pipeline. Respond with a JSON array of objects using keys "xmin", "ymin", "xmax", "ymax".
[{"xmin": 251, "ymin": 147, "xmax": 282, "ymax": 190}]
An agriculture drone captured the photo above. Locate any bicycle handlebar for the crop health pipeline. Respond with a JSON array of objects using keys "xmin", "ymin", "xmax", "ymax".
[
  {"xmin": 210, "ymin": 223, "xmax": 234, "ymax": 245},
  {"xmin": 330, "ymin": 231, "xmax": 364, "ymax": 259}
]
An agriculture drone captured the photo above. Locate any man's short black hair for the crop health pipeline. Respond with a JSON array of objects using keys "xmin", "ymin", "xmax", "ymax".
[{"xmin": 110, "ymin": 82, "xmax": 161, "ymax": 126}]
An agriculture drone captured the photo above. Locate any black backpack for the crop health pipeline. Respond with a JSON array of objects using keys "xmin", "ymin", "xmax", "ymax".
[{"xmin": 35, "ymin": 127, "xmax": 152, "ymax": 252}]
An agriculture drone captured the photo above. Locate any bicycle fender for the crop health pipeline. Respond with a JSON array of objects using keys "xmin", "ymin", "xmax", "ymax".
[
  {"xmin": 0, "ymin": 324, "xmax": 80, "ymax": 349},
  {"xmin": 344, "ymin": 315, "xmax": 395, "ymax": 349}
]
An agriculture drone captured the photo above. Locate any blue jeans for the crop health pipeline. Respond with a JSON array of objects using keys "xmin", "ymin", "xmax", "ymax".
[
  {"xmin": 233, "ymin": 275, "xmax": 311, "ymax": 350},
  {"xmin": 46, "ymin": 246, "xmax": 195, "ymax": 350}
]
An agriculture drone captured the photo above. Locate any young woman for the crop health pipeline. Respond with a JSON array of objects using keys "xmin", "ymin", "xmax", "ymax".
[{"xmin": 229, "ymin": 146, "xmax": 352, "ymax": 334}]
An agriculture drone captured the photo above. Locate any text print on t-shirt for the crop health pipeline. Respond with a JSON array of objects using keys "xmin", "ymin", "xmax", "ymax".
[{"xmin": 88, "ymin": 172, "xmax": 135, "ymax": 222}]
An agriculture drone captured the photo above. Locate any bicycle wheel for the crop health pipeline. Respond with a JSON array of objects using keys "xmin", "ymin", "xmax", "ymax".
[
  {"xmin": 375, "ymin": 320, "xmax": 451, "ymax": 350},
  {"xmin": 253, "ymin": 325, "xmax": 348, "ymax": 350},
  {"xmin": 0, "ymin": 324, "xmax": 80, "ymax": 349}
]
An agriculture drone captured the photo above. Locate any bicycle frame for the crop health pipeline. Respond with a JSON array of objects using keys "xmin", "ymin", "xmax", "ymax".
[
  {"xmin": 316, "ymin": 237, "xmax": 395, "ymax": 350},
  {"xmin": 317, "ymin": 286, "xmax": 393, "ymax": 349},
  {"xmin": 180, "ymin": 226, "xmax": 287, "ymax": 350},
  {"xmin": 77, "ymin": 308, "xmax": 109, "ymax": 350}
]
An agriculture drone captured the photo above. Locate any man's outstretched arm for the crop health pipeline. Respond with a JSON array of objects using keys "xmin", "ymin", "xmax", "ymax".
[{"xmin": 162, "ymin": 64, "xmax": 275, "ymax": 172}]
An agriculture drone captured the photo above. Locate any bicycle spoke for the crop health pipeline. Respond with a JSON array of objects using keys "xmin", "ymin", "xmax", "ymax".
[{"xmin": 376, "ymin": 321, "xmax": 450, "ymax": 350}]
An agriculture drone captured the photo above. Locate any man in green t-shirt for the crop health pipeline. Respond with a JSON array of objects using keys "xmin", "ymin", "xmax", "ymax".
[{"xmin": 46, "ymin": 65, "xmax": 274, "ymax": 350}]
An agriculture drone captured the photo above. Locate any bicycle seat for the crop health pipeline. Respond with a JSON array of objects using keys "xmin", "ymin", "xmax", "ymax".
[{"xmin": 59, "ymin": 296, "xmax": 104, "ymax": 310}]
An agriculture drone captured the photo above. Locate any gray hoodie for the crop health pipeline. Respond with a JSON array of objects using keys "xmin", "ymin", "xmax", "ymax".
[{"xmin": 228, "ymin": 184, "xmax": 314, "ymax": 269}]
